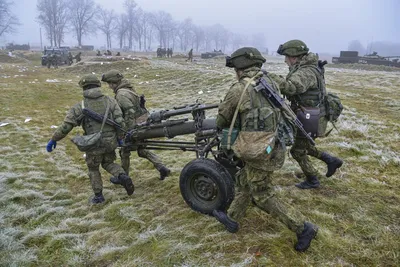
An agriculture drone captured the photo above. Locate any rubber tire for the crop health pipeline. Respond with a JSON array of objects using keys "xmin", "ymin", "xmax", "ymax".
[{"xmin": 179, "ymin": 158, "xmax": 235, "ymax": 215}]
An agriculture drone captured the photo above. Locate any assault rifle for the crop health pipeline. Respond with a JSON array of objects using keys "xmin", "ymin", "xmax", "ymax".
[
  {"xmin": 255, "ymin": 78, "xmax": 316, "ymax": 145},
  {"xmin": 82, "ymin": 108, "xmax": 126, "ymax": 132}
]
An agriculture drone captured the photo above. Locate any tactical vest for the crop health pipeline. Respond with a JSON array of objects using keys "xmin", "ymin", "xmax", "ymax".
[
  {"xmin": 82, "ymin": 96, "xmax": 115, "ymax": 136},
  {"xmin": 117, "ymin": 89, "xmax": 148, "ymax": 119},
  {"xmin": 287, "ymin": 65, "xmax": 326, "ymax": 110},
  {"xmin": 239, "ymin": 77, "xmax": 280, "ymax": 133}
]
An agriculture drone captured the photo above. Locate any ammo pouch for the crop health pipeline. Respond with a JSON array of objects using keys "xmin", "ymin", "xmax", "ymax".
[
  {"xmin": 220, "ymin": 128, "xmax": 239, "ymax": 149},
  {"xmin": 71, "ymin": 101, "xmax": 110, "ymax": 152},
  {"xmin": 296, "ymin": 107, "xmax": 320, "ymax": 139}
]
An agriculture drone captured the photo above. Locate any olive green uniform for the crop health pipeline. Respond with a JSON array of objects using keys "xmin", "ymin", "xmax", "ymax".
[
  {"xmin": 269, "ymin": 52, "xmax": 327, "ymax": 178},
  {"xmin": 216, "ymin": 67, "xmax": 305, "ymax": 235},
  {"xmin": 113, "ymin": 79, "xmax": 164, "ymax": 175},
  {"xmin": 51, "ymin": 87, "xmax": 126, "ymax": 194}
]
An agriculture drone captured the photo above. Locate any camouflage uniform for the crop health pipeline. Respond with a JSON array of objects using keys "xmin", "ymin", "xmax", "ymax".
[
  {"xmin": 269, "ymin": 40, "xmax": 343, "ymax": 189},
  {"xmin": 187, "ymin": 49, "xmax": 193, "ymax": 62},
  {"xmin": 47, "ymin": 53, "xmax": 58, "ymax": 69},
  {"xmin": 49, "ymin": 75, "xmax": 130, "ymax": 199},
  {"xmin": 216, "ymin": 66, "xmax": 305, "ymax": 235},
  {"xmin": 101, "ymin": 70, "xmax": 170, "ymax": 180},
  {"xmin": 75, "ymin": 52, "xmax": 82, "ymax": 63},
  {"xmin": 214, "ymin": 47, "xmax": 318, "ymax": 252}
]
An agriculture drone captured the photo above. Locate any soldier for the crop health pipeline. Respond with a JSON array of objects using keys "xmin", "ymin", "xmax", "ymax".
[
  {"xmin": 187, "ymin": 48, "xmax": 193, "ymax": 62},
  {"xmin": 96, "ymin": 50, "xmax": 102, "ymax": 56},
  {"xmin": 116, "ymin": 52, "xmax": 121, "ymax": 56},
  {"xmin": 68, "ymin": 52, "xmax": 74, "ymax": 65},
  {"xmin": 46, "ymin": 74, "xmax": 134, "ymax": 204},
  {"xmin": 269, "ymin": 40, "xmax": 343, "ymax": 189},
  {"xmin": 212, "ymin": 47, "xmax": 318, "ymax": 252},
  {"xmin": 75, "ymin": 52, "xmax": 82, "ymax": 63},
  {"xmin": 169, "ymin": 48, "xmax": 173, "ymax": 58},
  {"xmin": 101, "ymin": 70, "xmax": 171, "ymax": 181}
]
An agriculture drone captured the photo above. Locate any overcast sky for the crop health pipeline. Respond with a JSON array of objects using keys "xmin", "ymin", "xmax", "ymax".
[{"xmin": 4, "ymin": 0, "xmax": 400, "ymax": 53}]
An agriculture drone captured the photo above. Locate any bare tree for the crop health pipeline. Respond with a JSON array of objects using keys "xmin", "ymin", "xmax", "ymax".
[
  {"xmin": 124, "ymin": 0, "xmax": 137, "ymax": 50},
  {"xmin": 177, "ymin": 18, "xmax": 193, "ymax": 51},
  {"xmin": 231, "ymin": 33, "xmax": 244, "ymax": 51},
  {"xmin": 192, "ymin": 25, "xmax": 204, "ymax": 52},
  {"xmin": 116, "ymin": 13, "xmax": 128, "ymax": 49},
  {"xmin": 149, "ymin": 11, "xmax": 173, "ymax": 48},
  {"xmin": 142, "ymin": 11, "xmax": 153, "ymax": 51},
  {"xmin": 97, "ymin": 8, "xmax": 116, "ymax": 49},
  {"xmin": 0, "ymin": 0, "xmax": 19, "ymax": 37},
  {"xmin": 132, "ymin": 8, "xmax": 145, "ymax": 51},
  {"xmin": 37, "ymin": 0, "xmax": 69, "ymax": 47},
  {"xmin": 68, "ymin": 0, "xmax": 98, "ymax": 46}
]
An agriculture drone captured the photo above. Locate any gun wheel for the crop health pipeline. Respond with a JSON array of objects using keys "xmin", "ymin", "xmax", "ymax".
[{"xmin": 179, "ymin": 158, "xmax": 234, "ymax": 215}]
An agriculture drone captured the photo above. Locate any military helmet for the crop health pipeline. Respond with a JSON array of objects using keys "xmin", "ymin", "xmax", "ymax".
[
  {"xmin": 78, "ymin": 74, "xmax": 101, "ymax": 88},
  {"xmin": 277, "ymin": 40, "xmax": 309, "ymax": 57},
  {"xmin": 225, "ymin": 47, "xmax": 266, "ymax": 69},
  {"xmin": 101, "ymin": 69, "xmax": 124, "ymax": 83}
]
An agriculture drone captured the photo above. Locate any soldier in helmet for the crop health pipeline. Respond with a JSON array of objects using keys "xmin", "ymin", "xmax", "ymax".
[
  {"xmin": 212, "ymin": 47, "xmax": 318, "ymax": 252},
  {"xmin": 269, "ymin": 40, "xmax": 343, "ymax": 189},
  {"xmin": 187, "ymin": 48, "xmax": 193, "ymax": 62},
  {"xmin": 46, "ymin": 74, "xmax": 134, "ymax": 204},
  {"xmin": 75, "ymin": 52, "xmax": 82, "ymax": 63},
  {"xmin": 101, "ymin": 70, "xmax": 171, "ymax": 182}
]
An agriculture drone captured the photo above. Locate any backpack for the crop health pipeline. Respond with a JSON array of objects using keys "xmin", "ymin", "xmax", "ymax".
[{"xmin": 325, "ymin": 93, "xmax": 343, "ymax": 122}]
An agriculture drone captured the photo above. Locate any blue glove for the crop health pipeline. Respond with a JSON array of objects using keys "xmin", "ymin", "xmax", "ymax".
[
  {"xmin": 46, "ymin": 139, "xmax": 57, "ymax": 152},
  {"xmin": 118, "ymin": 139, "xmax": 124, "ymax": 147}
]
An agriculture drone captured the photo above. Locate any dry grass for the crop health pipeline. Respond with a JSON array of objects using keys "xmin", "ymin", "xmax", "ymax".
[{"xmin": 0, "ymin": 53, "xmax": 399, "ymax": 266}]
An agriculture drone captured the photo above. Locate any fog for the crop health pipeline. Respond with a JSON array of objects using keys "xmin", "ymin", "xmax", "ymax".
[{"xmin": 3, "ymin": 0, "xmax": 400, "ymax": 54}]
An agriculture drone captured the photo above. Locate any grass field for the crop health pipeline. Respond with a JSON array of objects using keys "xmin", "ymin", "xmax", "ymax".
[{"xmin": 0, "ymin": 52, "xmax": 399, "ymax": 266}]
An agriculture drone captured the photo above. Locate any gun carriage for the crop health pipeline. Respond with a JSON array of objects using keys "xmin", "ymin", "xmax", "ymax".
[{"xmin": 123, "ymin": 103, "xmax": 240, "ymax": 215}]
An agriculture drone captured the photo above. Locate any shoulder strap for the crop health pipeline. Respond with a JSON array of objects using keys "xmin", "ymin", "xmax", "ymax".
[
  {"xmin": 99, "ymin": 101, "xmax": 110, "ymax": 132},
  {"xmin": 227, "ymin": 74, "xmax": 260, "ymax": 150}
]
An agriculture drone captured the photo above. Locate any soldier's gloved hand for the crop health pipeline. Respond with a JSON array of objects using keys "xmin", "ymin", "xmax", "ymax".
[
  {"xmin": 118, "ymin": 139, "xmax": 124, "ymax": 147},
  {"xmin": 46, "ymin": 139, "xmax": 57, "ymax": 152}
]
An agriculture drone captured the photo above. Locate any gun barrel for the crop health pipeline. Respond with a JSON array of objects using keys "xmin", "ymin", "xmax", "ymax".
[
  {"xmin": 149, "ymin": 104, "xmax": 219, "ymax": 123},
  {"xmin": 128, "ymin": 118, "xmax": 217, "ymax": 141}
]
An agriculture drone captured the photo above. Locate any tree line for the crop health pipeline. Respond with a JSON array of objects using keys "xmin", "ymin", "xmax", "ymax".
[{"xmin": 35, "ymin": 0, "xmax": 265, "ymax": 52}]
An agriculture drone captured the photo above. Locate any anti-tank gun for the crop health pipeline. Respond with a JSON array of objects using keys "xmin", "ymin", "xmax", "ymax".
[{"xmin": 124, "ymin": 103, "xmax": 241, "ymax": 215}]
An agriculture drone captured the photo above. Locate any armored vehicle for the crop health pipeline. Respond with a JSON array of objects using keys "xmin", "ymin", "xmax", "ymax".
[
  {"xmin": 332, "ymin": 51, "xmax": 400, "ymax": 68},
  {"xmin": 201, "ymin": 50, "xmax": 225, "ymax": 59},
  {"xmin": 41, "ymin": 47, "xmax": 70, "ymax": 66}
]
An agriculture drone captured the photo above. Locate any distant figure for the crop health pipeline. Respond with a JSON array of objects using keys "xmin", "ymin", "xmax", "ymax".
[
  {"xmin": 96, "ymin": 50, "xmax": 101, "ymax": 56},
  {"xmin": 107, "ymin": 50, "xmax": 112, "ymax": 56},
  {"xmin": 265, "ymin": 48, "xmax": 269, "ymax": 55},
  {"xmin": 187, "ymin": 48, "xmax": 193, "ymax": 62},
  {"xmin": 47, "ymin": 50, "xmax": 59, "ymax": 69},
  {"xmin": 68, "ymin": 52, "xmax": 74, "ymax": 65},
  {"xmin": 116, "ymin": 52, "xmax": 121, "ymax": 56},
  {"xmin": 74, "ymin": 52, "xmax": 82, "ymax": 63}
]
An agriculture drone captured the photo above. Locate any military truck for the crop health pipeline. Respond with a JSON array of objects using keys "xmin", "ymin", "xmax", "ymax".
[
  {"xmin": 41, "ymin": 47, "xmax": 70, "ymax": 66},
  {"xmin": 332, "ymin": 51, "xmax": 400, "ymax": 68},
  {"xmin": 201, "ymin": 50, "xmax": 225, "ymax": 59}
]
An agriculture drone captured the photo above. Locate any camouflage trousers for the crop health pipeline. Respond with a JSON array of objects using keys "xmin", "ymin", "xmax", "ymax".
[
  {"xmin": 290, "ymin": 136, "xmax": 324, "ymax": 177},
  {"xmin": 120, "ymin": 147, "xmax": 164, "ymax": 176},
  {"xmin": 228, "ymin": 165, "xmax": 305, "ymax": 234},
  {"xmin": 85, "ymin": 151, "xmax": 125, "ymax": 194}
]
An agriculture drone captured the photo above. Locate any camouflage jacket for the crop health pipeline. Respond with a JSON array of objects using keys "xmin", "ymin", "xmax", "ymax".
[
  {"xmin": 52, "ymin": 87, "xmax": 125, "ymax": 152},
  {"xmin": 114, "ymin": 79, "xmax": 147, "ymax": 130},
  {"xmin": 216, "ymin": 67, "xmax": 285, "ymax": 169},
  {"xmin": 269, "ymin": 52, "xmax": 326, "ymax": 108}
]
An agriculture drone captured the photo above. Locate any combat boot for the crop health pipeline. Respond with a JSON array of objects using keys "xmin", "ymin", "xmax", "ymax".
[
  {"xmin": 295, "ymin": 222, "xmax": 318, "ymax": 252},
  {"xmin": 110, "ymin": 176, "xmax": 121, "ymax": 185},
  {"xmin": 116, "ymin": 174, "xmax": 134, "ymax": 195},
  {"xmin": 212, "ymin": 210, "xmax": 239, "ymax": 233},
  {"xmin": 159, "ymin": 166, "xmax": 171, "ymax": 180},
  {"xmin": 320, "ymin": 152, "xmax": 343, "ymax": 177},
  {"xmin": 295, "ymin": 175, "xmax": 320, "ymax": 189},
  {"xmin": 91, "ymin": 191, "xmax": 105, "ymax": 204}
]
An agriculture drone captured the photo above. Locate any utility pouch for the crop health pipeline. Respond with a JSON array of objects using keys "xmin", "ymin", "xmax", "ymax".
[
  {"xmin": 296, "ymin": 107, "xmax": 320, "ymax": 139},
  {"xmin": 220, "ymin": 128, "xmax": 239, "ymax": 149},
  {"xmin": 71, "ymin": 101, "xmax": 110, "ymax": 152}
]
